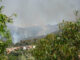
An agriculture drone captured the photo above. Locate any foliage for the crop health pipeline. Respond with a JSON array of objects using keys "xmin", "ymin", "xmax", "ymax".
[
  {"xmin": 0, "ymin": 1, "xmax": 15, "ymax": 60},
  {"xmin": 31, "ymin": 15, "xmax": 80, "ymax": 60},
  {"xmin": 7, "ymin": 50, "xmax": 34, "ymax": 60},
  {"xmin": 0, "ymin": 1, "xmax": 13, "ymax": 55},
  {"xmin": 15, "ymin": 40, "xmax": 33, "ymax": 46},
  {"xmin": 0, "ymin": 55, "xmax": 8, "ymax": 60}
]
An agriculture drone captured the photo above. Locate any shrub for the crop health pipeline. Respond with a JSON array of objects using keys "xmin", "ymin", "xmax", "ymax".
[{"xmin": 32, "ymin": 19, "xmax": 80, "ymax": 60}]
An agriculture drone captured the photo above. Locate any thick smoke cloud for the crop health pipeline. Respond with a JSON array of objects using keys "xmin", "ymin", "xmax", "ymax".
[
  {"xmin": 2, "ymin": 0, "xmax": 80, "ymax": 43},
  {"xmin": 3, "ymin": 0, "xmax": 80, "ymax": 27}
]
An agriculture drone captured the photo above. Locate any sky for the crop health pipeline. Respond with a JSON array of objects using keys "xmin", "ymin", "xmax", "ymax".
[
  {"xmin": 1, "ymin": 0, "xmax": 80, "ymax": 43},
  {"xmin": 2, "ymin": 0, "xmax": 80, "ymax": 28}
]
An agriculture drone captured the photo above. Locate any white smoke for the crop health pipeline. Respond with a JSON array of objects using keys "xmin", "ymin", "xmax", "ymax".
[{"xmin": 2, "ymin": 0, "xmax": 80, "ymax": 43}]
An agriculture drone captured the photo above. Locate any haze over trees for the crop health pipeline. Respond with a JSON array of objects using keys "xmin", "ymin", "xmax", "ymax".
[
  {"xmin": 31, "ymin": 11, "xmax": 80, "ymax": 60},
  {"xmin": 0, "ymin": 0, "xmax": 80, "ymax": 60}
]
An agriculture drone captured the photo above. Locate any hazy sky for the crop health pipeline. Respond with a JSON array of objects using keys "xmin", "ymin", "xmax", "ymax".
[
  {"xmin": 2, "ymin": 0, "xmax": 80, "ymax": 27},
  {"xmin": 1, "ymin": 0, "xmax": 80, "ymax": 43}
]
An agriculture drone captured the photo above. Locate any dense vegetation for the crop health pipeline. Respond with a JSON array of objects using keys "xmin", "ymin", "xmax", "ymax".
[
  {"xmin": 0, "ymin": 0, "xmax": 16, "ymax": 60},
  {"xmin": 0, "ymin": 0, "xmax": 80, "ymax": 60},
  {"xmin": 31, "ymin": 12, "xmax": 80, "ymax": 60}
]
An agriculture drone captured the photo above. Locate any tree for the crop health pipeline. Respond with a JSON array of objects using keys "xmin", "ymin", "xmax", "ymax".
[
  {"xmin": 31, "ymin": 12, "xmax": 80, "ymax": 60},
  {"xmin": 31, "ymin": 34, "xmax": 56, "ymax": 60},
  {"xmin": 0, "ymin": 0, "xmax": 15, "ymax": 58}
]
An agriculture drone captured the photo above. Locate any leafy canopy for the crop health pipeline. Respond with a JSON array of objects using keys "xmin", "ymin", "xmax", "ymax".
[
  {"xmin": 0, "ymin": 0, "xmax": 13, "ymax": 55},
  {"xmin": 32, "ymin": 11, "xmax": 80, "ymax": 60}
]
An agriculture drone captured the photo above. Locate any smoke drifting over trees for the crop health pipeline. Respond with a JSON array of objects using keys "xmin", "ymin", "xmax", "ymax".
[{"xmin": 2, "ymin": 0, "xmax": 80, "ymax": 43}]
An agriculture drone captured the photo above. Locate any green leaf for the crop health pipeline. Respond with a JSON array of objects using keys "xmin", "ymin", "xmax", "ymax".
[{"xmin": 53, "ymin": 54, "xmax": 57, "ymax": 59}]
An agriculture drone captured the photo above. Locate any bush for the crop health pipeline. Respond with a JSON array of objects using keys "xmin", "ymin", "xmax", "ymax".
[
  {"xmin": 32, "ymin": 19, "xmax": 80, "ymax": 60},
  {"xmin": 0, "ymin": 0, "xmax": 15, "ymax": 60}
]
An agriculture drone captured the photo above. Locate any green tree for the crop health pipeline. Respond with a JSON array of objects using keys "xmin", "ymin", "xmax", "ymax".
[
  {"xmin": 0, "ymin": 0, "xmax": 15, "ymax": 59},
  {"xmin": 32, "ymin": 12, "xmax": 80, "ymax": 60},
  {"xmin": 32, "ymin": 34, "xmax": 56, "ymax": 60}
]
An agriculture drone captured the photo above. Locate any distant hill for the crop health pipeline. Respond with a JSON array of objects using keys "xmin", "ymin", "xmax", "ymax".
[{"xmin": 8, "ymin": 24, "xmax": 59, "ymax": 43}]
